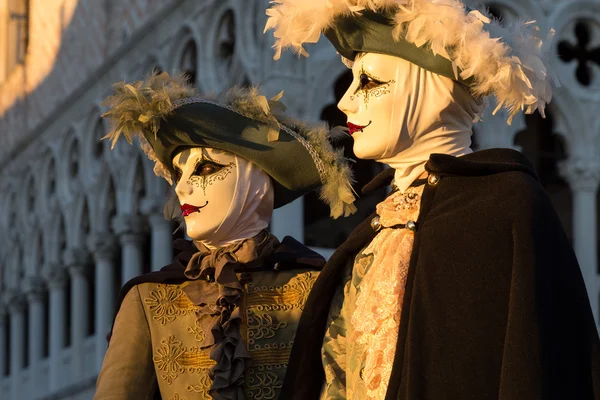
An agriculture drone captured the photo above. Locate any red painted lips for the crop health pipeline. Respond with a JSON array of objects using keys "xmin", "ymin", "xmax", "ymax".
[
  {"xmin": 181, "ymin": 203, "xmax": 208, "ymax": 217},
  {"xmin": 347, "ymin": 122, "xmax": 370, "ymax": 135}
]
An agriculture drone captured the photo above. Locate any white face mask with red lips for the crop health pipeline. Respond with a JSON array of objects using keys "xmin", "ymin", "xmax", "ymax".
[
  {"xmin": 172, "ymin": 147, "xmax": 274, "ymax": 248},
  {"xmin": 338, "ymin": 52, "xmax": 484, "ymax": 192}
]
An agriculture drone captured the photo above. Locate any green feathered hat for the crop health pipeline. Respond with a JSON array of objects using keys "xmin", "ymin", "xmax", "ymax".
[
  {"xmin": 265, "ymin": 0, "xmax": 557, "ymax": 125},
  {"xmin": 101, "ymin": 71, "xmax": 356, "ymax": 219}
]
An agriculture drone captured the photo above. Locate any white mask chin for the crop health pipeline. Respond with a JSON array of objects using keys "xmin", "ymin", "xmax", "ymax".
[
  {"xmin": 173, "ymin": 147, "xmax": 274, "ymax": 248},
  {"xmin": 338, "ymin": 52, "xmax": 484, "ymax": 192}
]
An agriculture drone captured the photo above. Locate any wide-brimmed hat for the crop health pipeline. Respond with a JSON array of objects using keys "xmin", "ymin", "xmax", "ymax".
[
  {"xmin": 264, "ymin": 0, "xmax": 557, "ymax": 124},
  {"xmin": 101, "ymin": 72, "xmax": 356, "ymax": 218}
]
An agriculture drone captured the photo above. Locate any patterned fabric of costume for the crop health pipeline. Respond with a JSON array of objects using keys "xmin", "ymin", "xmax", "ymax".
[
  {"xmin": 321, "ymin": 184, "xmax": 424, "ymax": 399},
  {"xmin": 95, "ymin": 234, "xmax": 323, "ymax": 400}
]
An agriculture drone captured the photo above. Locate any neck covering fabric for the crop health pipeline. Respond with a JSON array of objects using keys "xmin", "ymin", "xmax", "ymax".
[
  {"xmin": 201, "ymin": 155, "xmax": 274, "ymax": 249},
  {"xmin": 377, "ymin": 56, "xmax": 484, "ymax": 192}
]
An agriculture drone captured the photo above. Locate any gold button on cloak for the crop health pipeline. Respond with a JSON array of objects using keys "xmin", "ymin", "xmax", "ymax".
[{"xmin": 427, "ymin": 174, "xmax": 440, "ymax": 186}]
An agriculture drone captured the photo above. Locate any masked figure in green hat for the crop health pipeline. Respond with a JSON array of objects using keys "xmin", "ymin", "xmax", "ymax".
[
  {"xmin": 265, "ymin": 1, "xmax": 600, "ymax": 399},
  {"xmin": 94, "ymin": 72, "xmax": 356, "ymax": 399}
]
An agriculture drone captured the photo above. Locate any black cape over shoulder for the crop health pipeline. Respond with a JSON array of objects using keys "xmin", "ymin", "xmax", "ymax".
[{"xmin": 281, "ymin": 149, "xmax": 600, "ymax": 400}]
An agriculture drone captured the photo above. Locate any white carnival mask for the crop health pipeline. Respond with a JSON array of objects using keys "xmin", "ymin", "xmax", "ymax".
[
  {"xmin": 173, "ymin": 147, "xmax": 238, "ymax": 242},
  {"xmin": 337, "ymin": 52, "xmax": 483, "ymax": 191},
  {"xmin": 172, "ymin": 147, "xmax": 274, "ymax": 247},
  {"xmin": 337, "ymin": 52, "xmax": 409, "ymax": 160}
]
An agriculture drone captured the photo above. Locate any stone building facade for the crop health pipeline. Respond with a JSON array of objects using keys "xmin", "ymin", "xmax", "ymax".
[{"xmin": 0, "ymin": 0, "xmax": 599, "ymax": 398}]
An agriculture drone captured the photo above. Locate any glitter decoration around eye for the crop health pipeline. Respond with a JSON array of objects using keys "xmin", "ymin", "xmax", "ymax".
[{"xmin": 187, "ymin": 161, "xmax": 235, "ymax": 195}]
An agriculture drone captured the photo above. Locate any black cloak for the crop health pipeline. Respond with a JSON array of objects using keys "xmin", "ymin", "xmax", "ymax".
[{"xmin": 280, "ymin": 148, "xmax": 600, "ymax": 400}]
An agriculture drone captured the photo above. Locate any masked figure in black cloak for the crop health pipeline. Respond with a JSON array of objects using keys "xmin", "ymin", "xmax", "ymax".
[{"xmin": 265, "ymin": 1, "xmax": 600, "ymax": 399}]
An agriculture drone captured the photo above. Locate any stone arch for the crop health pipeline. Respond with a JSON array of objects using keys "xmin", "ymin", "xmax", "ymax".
[
  {"xmin": 232, "ymin": 0, "xmax": 263, "ymax": 81},
  {"xmin": 115, "ymin": 153, "xmax": 147, "ymax": 216},
  {"xmin": 6, "ymin": 189, "xmax": 18, "ymax": 238},
  {"xmin": 15, "ymin": 171, "xmax": 38, "ymax": 237},
  {"xmin": 0, "ymin": 183, "xmax": 13, "ymax": 231},
  {"xmin": 25, "ymin": 230, "xmax": 45, "ymax": 276},
  {"xmin": 55, "ymin": 127, "xmax": 83, "ymax": 204},
  {"xmin": 167, "ymin": 24, "xmax": 201, "ymax": 88},
  {"xmin": 90, "ymin": 173, "xmax": 118, "ymax": 234},
  {"xmin": 37, "ymin": 149, "xmax": 58, "ymax": 218},
  {"xmin": 65, "ymin": 195, "xmax": 91, "ymax": 249},
  {"xmin": 137, "ymin": 147, "xmax": 165, "ymax": 201},
  {"xmin": 200, "ymin": 2, "xmax": 247, "ymax": 93},
  {"xmin": 550, "ymin": 1, "xmax": 600, "ymax": 101},
  {"xmin": 179, "ymin": 38, "xmax": 199, "ymax": 87},
  {"xmin": 44, "ymin": 208, "xmax": 67, "ymax": 264},
  {"xmin": 133, "ymin": 157, "xmax": 147, "ymax": 211},
  {"xmin": 81, "ymin": 107, "xmax": 109, "ymax": 179}
]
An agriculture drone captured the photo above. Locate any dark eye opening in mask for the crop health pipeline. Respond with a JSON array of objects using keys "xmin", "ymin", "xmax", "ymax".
[
  {"xmin": 356, "ymin": 66, "xmax": 389, "ymax": 93},
  {"xmin": 174, "ymin": 167, "xmax": 183, "ymax": 183},
  {"xmin": 193, "ymin": 159, "xmax": 227, "ymax": 177}
]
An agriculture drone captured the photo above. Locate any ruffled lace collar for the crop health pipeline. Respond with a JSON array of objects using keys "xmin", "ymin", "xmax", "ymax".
[{"xmin": 182, "ymin": 230, "xmax": 279, "ymax": 400}]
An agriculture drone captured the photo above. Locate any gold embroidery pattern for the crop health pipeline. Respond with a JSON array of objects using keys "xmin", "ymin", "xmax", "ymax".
[
  {"xmin": 168, "ymin": 394, "xmax": 185, "ymax": 400},
  {"xmin": 187, "ymin": 317, "xmax": 206, "ymax": 342},
  {"xmin": 246, "ymin": 367, "xmax": 284, "ymax": 399},
  {"xmin": 247, "ymin": 311, "xmax": 287, "ymax": 345},
  {"xmin": 144, "ymin": 285, "xmax": 196, "ymax": 326},
  {"xmin": 153, "ymin": 336, "xmax": 216, "ymax": 384},
  {"xmin": 186, "ymin": 373, "xmax": 213, "ymax": 399},
  {"xmin": 249, "ymin": 342, "xmax": 293, "ymax": 365},
  {"xmin": 246, "ymin": 272, "xmax": 317, "ymax": 311}
]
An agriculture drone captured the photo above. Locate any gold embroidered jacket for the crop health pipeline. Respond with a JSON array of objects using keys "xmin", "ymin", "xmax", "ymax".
[{"xmin": 95, "ymin": 239, "xmax": 322, "ymax": 400}]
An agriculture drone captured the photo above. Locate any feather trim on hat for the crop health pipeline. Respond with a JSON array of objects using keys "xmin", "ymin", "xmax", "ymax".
[
  {"xmin": 102, "ymin": 71, "xmax": 356, "ymax": 218},
  {"xmin": 101, "ymin": 71, "xmax": 195, "ymax": 183},
  {"xmin": 280, "ymin": 118, "xmax": 357, "ymax": 218},
  {"xmin": 264, "ymin": 0, "xmax": 556, "ymax": 125}
]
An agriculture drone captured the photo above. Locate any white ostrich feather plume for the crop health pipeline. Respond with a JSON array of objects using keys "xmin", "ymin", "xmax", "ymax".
[{"xmin": 264, "ymin": 0, "xmax": 557, "ymax": 124}]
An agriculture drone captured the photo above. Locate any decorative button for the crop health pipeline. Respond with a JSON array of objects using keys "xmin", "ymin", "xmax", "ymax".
[
  {"xmin": 427, "ymin": 174, "xmax": 440, "ymax": 186},
  {"xmin": 370, "ymin": 216, "xmax": 382, "ymax": 232},
  {"xmin": 407, "ymin": 220, "xmax": 417, "ymax": 231}
]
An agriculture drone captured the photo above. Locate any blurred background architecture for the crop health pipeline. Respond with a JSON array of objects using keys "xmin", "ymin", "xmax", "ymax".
[{"xmin": 0, "ymin": 0, "xmax": 599, "ymax": 398}]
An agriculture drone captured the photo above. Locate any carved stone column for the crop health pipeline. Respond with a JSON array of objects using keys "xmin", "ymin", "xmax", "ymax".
[
  {"xmin": 112, "ymin": 214, "xmax": 146, "ymax": 283},
  {"xmin": 5, "ymin": 290, "xmax": 26, "ymax": 395},
  {"xmin": 87, "ymin": 232, "xmax": 118, "ymax": 371},
  {"xmin": 64, "ymin": 247, "xmax": 91, "ymax": 380},
  {"xmin": 41, "ymin": 262, "xmax": 68, "ymax": 391},
  {"xmin": 141, "ymin": 197, "xmax": 173, "ymax": 271},
  {"xmin": 21, "ymin": 276, "xmax": 46, "ymax": 367},
  {"xmin": 560, "ymin": 158, "xmax": 600, "ymax": 328},
  {"xmin": 0, "ymin": 304, "xmax": 6, "ymax": 377}
]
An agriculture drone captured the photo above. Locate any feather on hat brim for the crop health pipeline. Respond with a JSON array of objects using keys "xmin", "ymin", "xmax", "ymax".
[
  {"xmin": 101, "ymin": 72, "xmax": 357, "ymax": 219},
  {"xmin": 264, "ymin": 0, "xmax": 557, "ymax": 125}
]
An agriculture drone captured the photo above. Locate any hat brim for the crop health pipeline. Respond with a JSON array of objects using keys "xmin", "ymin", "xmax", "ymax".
[
  {"xmin": 324, "ymin": 11, "xmax": 471, "ymax": 85},
  {"xmin": 146, "ymin": 102, "xmax": 322, "ymax": 208}
]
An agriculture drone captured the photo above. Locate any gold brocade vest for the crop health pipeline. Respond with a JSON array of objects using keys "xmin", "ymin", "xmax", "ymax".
[{"xmin": 138, "ymin": 268, "xmax": 318, "ymax": 400}]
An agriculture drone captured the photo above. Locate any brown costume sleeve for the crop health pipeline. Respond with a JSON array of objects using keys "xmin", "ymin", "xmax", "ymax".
[{"xmin": 95, "ymin": 286, "xmax": 157, "ymax": 400}]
